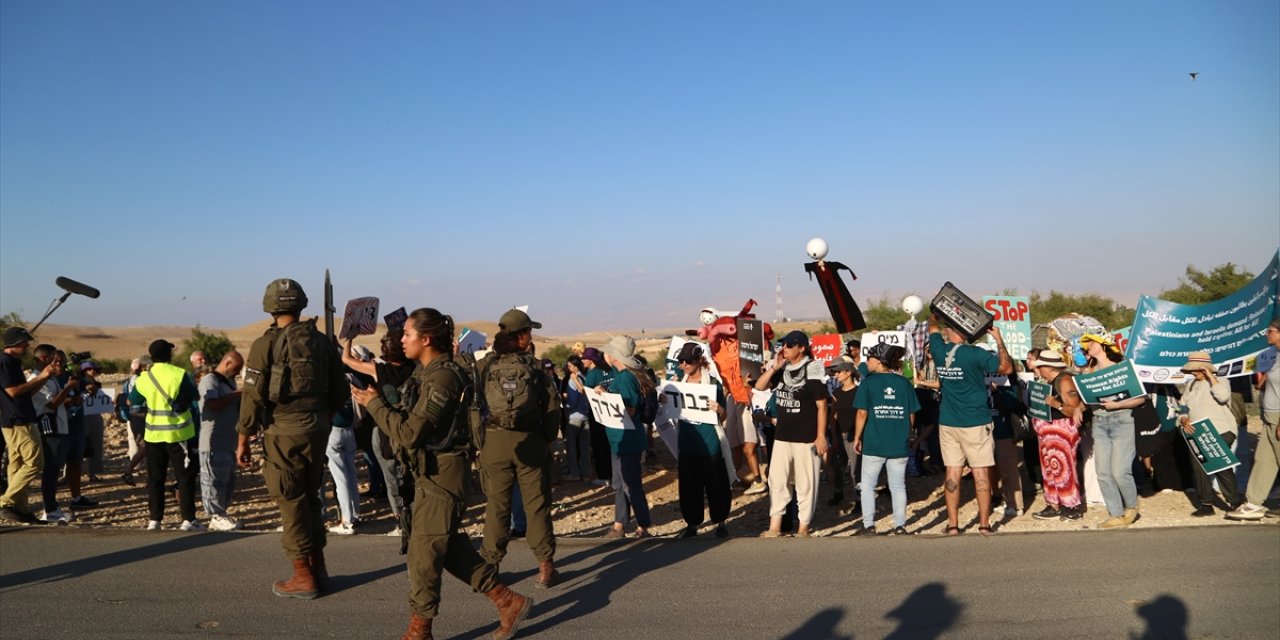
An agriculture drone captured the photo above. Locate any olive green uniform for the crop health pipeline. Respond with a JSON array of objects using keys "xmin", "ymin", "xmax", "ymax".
[
  {"xmin": 237, "ymin": 320, "xmax": 347, "ymax": 561},
  {"xmin": 477, "ymin": 353, "xmax": 561, "ymax": 566},
  {"xmin": 365, "ymin": 357, "xmax": 498, "ymax": 619}
]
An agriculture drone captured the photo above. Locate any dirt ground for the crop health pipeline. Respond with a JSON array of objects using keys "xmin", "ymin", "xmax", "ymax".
[{"xmin": 26, "ymin": 405, "xmax": 1280, "ymax": 539}]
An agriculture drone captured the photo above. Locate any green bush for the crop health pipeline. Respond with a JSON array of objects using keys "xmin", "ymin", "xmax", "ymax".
[
  {"xmin": 541, "ymin": 343, "xmax": 573, "ymax": 368},
  {"xmin": 179, "ymin": 325, "xmax": 236, "ymax": 370}
]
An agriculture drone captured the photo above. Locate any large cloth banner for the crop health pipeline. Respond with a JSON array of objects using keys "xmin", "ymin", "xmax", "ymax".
[
  {"xmin": 82, "ymin": 387, "xmax": 117, "ymax": 416},
  {"xmin": 656, "ymin": 379, "xmax": 719, "ymax": 425},
  {"xmin": 1183, "ymin": 418, "xmax": 1241, "ymax": 475},
  {"xmin": 588, "ymin": 390, "xmax": 636, "ymax": 430},
  {"xmin": 1073, "ymin": 361, "xmax": 1145, "ymax": 405},
  {"xmin": 983, "ymin": 295, "xmax": 1032, "ymax": 361},
  {"xmin": 1128, "ymin": 251, "xmax": 1279, "ymax": 382}
]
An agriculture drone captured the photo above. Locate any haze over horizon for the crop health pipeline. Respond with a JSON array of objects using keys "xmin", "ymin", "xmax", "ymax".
[{"xmin": 3, "ymin": 2, "xmax": 1277, "ymax": 334}]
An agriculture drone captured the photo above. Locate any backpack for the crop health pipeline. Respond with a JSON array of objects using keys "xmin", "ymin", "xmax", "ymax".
[
  {"xmin": 478, "ymin": 352, "xmax": 545, "ymax": 431},
  {"xmin": 266, "ymin": 319, "xmax": 331, "ymax": 410},
  {"xmin": 397, "ymin": 359, "xmax": 473, "ymax": 453}
]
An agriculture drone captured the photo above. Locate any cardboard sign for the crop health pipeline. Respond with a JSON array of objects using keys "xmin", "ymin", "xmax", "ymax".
[
  {"xmin": 983, "ymin": 295, "xmax": 1032, "ymax": 361},
  {"xmin": 1073, "ymin": 361, "xmax": 1145, "ymax": 405},
  {"xmin": 809, "ymin": 333, "xmax": 843, "ymax": 366},
  {"xmin": 457, "ymin": 328, "xmax": 487, "ymax": 355},
  {"xmin": 1027, "ymin": 381, "xmax": 1053, "ymax": 422},
  {"xmin": 384, "ymin": 307, "xmax": 408, "ymax": 332},
  {"xmin": 588, "ymin": 390, "xmax": 636, "ymax": 430},
  {"xmin": 654, "ymin": 418, "xmax": 679, "ymax": 457},
  {"xmin": 82, "ymin": 387, "xmax": 117, "ymax": 416},
  {"xmin": 656, "ymin": 379, "xmax": 719, "ymax": 425},
  {"xmin": 1183, "ymin": 418, "xmax": 1241, "ymax": 475},
  {"xmin": 736, "ymin": 318, "xmax": 765, "ymax": 381},
  {"xmin": 859, "ymin": 331, "xmax": 908, "ymax": 359},
  {"xmin": 340, "ymin": 297, "xmax": 381, "ymax": 340}
]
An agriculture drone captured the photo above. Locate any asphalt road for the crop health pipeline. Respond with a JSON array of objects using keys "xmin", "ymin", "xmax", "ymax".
[{"xmin": 1, "ymin": 525, "xmax": 1277, "ymax": 639}]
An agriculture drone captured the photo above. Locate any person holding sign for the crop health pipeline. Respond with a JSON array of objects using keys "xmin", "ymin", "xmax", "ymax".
[
  {"xmin": 598, "ymin": 336, "xmax": 654, "ymax": 539},
  {"xmin": 927, "ymin": 314, "xmax": 1013, "ymax": 536},
  {"xmin": 1027, "ymin": 351, "xmax": 1084, "ymax": 521},
  {"xmin": 1229, "ymin": 318, "xmax": 1280, "ymax": 521},
  {"xmin": 1079, "ymin": 334, "xmax": 1145, "ymax": 529},
  {"xmin": 1177, "ymin": 352, "xmax": 1242, "ymax": 518},
  {"xmin": 671, "ymin": 343, "xmax": 730, "ymax": 539},
  {"xmin": 755, "ymin": 331, "xmax": 828, "ymax": 538},
  {"xmin": 852, "ymin": 343, "xmax": 919, "ymax": 535}
]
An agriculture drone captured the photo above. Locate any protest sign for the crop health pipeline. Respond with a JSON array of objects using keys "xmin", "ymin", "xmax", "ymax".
[
  {"xmin": 737, "ymin": 318, "xmax": 765, "ymax": 381},
  {"xmin": 809, "ymin": 333, "xmax": 843, "ymax": 366},
  {"xmin": 1073, "ymin": 361, "xmax": 1145, "ymax": 405},
  {"xmin": 1183, "ymin": 418, "xmax": 1241, "ymax": 475},
  {"xmin": 663, "ymin": 337, "xmax": 719, "ymax": 380},
  {"xmin": 751, "ymin": 389, "xmax": 773, "ymax": 413},
  {"xmin": 383, "ymin": 307, "xmax": 408, "ymax": 332},
  {"xmin": 1027, "ymin": 381, "xmax": 1053, "ymax": 421},
  {"xmin": 340, "ymin": 297, "xmax": 380, "ymax": 340},
  {"xmin": 983, "ymin": 296, "xmax": 1032, "ymax": 361},
  {"xmin": 1110, "ymin": 326, "xmax": 1131, "ymax": 355},
  {"xmin": 656, "ymin": 379, "xmax": 719, "ymax": 425},
  {"xmin": 588, "ymin": 390, "xmax": 636, "ymax": 431},
  {"xmin": 82, "ymin": 387, "xmax": 116, "ymax": 416},
  {"xmin": 1128, "ymin": 251, "xmax": 1278, "ymax": 382},
  {"xmin": 653, "ymin": 418, "xmax": 679, "ymax": 458},
  {"xmin": 859, "ymin": 331, "xmax": 907, "ymax": 360},
  {"xmin": 457, "ymin": 328, "xmax": 486, "ymax": 355}
]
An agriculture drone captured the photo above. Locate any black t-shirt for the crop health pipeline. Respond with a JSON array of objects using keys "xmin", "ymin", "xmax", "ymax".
[
  {"xmin": 831, "ymin": 386, "xmax": 857, "ymax": 435},
  {"xmin": 772, "ymin": 361, "xmax": 828, "ymax": 443},
  {"xmin": 0, "ymin": 352, "xmax": 37, "ymax": 426}
]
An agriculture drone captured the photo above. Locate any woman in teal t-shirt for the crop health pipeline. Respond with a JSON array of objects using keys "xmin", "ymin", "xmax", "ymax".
[
  {"xmin": 597, "ymin": 336, "xmax": 653, "ymax": 539},
  {"xmin": 671, "ymin": 343, "xmax": 730, "ymax": 538},
  {"xmin": 852, "ymin": 344, "xmax": 919, "ymax": 535}
]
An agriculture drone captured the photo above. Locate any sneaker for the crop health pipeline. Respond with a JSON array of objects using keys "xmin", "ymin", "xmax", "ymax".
[
  {"xmin": 884, "ymin": 526, "xmax": 911, "ymax": 536},
  {"xmin": 146, "ymin": 520, "xmax": 161, "ymax": 531},
  {"xmin": 1099, "ymin": 516, "xmax": 1128, "ymax": 529},
  {"xmin": 1266, "ymin": 508, "xmax": 1280, "ymax": 519},
  {"xmin": 1032, "ymin": 506, "xmax": 1061, "ymax": 520},
  {"xmin": 851, "ymin": 524, "xmax": 874, "ymax": 536},
  {"xmin": 1060, "ymin": 506, "xmax": 1084, "ymax": 521},
  {"xmin": 179, "ymin": 520, "xmax": 205, "ymax": 532},
  {"xmin": 1191, "ymin": 505, "xmax": 1216, "ymax": 518},
  {"xmin": 714, "ymin": 524, "xmax": 729, "ymax": 539},
  {"xmin": 209, "ymin": 515, "xmax": 240, "ymax": 532},
  {"xmin": 590, "ymin": 479, "xmax": 609, "ymax": 488},
  {"xmin": 604, "ymin": 527, "xmax": 625, "ymax": 539},
  {"xmin": 744, "ymin": 481, "xmax": 768, "ymax": 496},
  {"xmin": 385, "ymin": 526, "xmax": 402, "ymax": 537},
  {"xmin": 69, "ymin": 496, "xmax": 99, "ymax": 509},
  {"xmin": 328, "ymin": 521, "xmax": 356, "ymax": 535},
  {"xmin": 1003, "ymin": 506, "xmax": 1021, "ymax": 518},
  {"xmin": 40, "ymin": 508, "xmax": 71, "ymax": 524},
  {"xmin": 1225, "ymin": 503, "xmax": 1266, "ymax": 521},
  {"xmin": 1122, "ymin": 508, "xmax": 1140, "ymax": 525}
]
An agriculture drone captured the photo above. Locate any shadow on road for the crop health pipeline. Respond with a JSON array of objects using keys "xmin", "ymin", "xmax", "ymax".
[
  {"xmin": 1130, "ymin": 594, "xmax": 1189, "ymax": 640},
  {"xmin": 885, "ymin": 582, "xmax": 962, "ymax": 640},
  {"xmin": 781, "ymin": 606, "xmax": 853, "ymax": 640},
  {"xmin": 0, "ymin": 531, "xmax": 238, "ymax": 592}
]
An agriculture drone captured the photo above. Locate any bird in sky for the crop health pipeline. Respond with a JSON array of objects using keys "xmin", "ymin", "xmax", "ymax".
[{"xmin": 1189, "ymin": 72, "xmax": 1198, "ymax": 81}]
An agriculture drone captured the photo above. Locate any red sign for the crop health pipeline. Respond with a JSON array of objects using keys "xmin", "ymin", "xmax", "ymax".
[{"xmin": 810, "ymin": 333, "xmax": 843, "ymax": 366}]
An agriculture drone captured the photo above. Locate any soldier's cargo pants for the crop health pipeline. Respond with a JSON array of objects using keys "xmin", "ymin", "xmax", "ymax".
[
  {"xmin": 479, "ymin": 429, "xmax": 555, "ymax": 565},
  {"xmin": 263, "ymin": 431, "xmax": 328, "ymax": 560},
  {"xmin": 409, "ymin": 450, "xmax": 498, "ymax": 618}
]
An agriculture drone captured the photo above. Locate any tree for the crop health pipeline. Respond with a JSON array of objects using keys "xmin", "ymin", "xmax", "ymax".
[
  {"xmin": 179, "ymin": 325, "xmax": 236, "ymax": 369},
  {"xmin": 1028, "ymin": 291, "xmax": 1135, "ymax": 331},
  {"xmin": 0, "ymin": 311, "xmax": 24, "ymax": 331},
  {"xmin": 541, "ymin": 343, "xmax": 573, "ymax": 369},
  {"xmin": 861, "ymin": 296, "xmax": 912, "ymax": 332},
  {"xmin": 1158, "ymin": 263, "xmax": 1255, "ymax": 305}
]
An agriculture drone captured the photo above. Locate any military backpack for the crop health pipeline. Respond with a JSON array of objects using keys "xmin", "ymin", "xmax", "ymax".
[{"xmin": 477, "ymin": 352, "xmax": 545, "ymax": 432}]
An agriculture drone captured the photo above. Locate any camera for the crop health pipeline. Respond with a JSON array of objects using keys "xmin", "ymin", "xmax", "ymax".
[{"xmin": 68, "ymin": 351, "xmax": 92, "ymax": 364}]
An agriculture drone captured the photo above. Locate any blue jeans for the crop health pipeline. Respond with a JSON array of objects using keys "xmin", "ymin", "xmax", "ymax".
[
  {"xmin": 1091, "ymin": 410, "xmax": 1138, "ymax": 517},
  {"xmin": 199, "ymin": 449, "xmax": 238, "ymax": 517},
  {"xmin": 612, "ymin": 452, "xmax": 650, "ymax": 528},
  {"xmin": 861, "ymin": 455, "xmax": 908, "ymax": 528},
  {"xmin": 326, "ymin": 427, "xmax": 360, "ymax": 524}
]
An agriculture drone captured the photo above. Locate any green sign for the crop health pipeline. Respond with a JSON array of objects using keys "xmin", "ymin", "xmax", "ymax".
[
  {"xmin": 1027, "ymin": 381, "xmax": 1053, "ymax": 421},
  {"xmin": 1073, "ymin": 361, "xmax": 1145, "ymax": 405},
  {"xmin": 1183, "ymin": 418, "xmax": 1241, "ymax": 475}
]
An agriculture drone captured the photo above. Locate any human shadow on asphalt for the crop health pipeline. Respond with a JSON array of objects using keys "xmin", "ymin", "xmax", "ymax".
[
  {"xmin": 884, "ymin": 582, "xmax": 962, "ymax": 640},
  {"xmin": 0, "ymin": 531, "xmax": 238, "ymax": 591},
  {"xmin": 325, "ymin": 562, "xmax": 407, "ymax": 595},
  {"xmin": 1130, "ymin": 594, "xmax": 1189, "ymax": 640},
  {"xmin": 780, "ymin": 607, "xmax": 853, "ymax": 640}
]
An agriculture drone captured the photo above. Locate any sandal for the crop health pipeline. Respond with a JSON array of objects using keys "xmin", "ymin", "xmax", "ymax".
[
  {"xmin": 978, "ymin": 526, "xmax": 994, "ymax": 537},
  {"xmin": 944, "ymin": 525, "xmax": 961, "ymax": 537}
]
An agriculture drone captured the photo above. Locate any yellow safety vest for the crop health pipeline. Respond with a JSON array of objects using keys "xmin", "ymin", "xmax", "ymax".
[{"xmin": 136, "ymin": 362, "xmax": 196, "ymax": 443}]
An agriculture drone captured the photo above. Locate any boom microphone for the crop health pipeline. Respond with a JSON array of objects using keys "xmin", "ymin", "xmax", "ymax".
[{"xmin": 56, "ymin": 276, "xmax": 100, "ymax": 299}]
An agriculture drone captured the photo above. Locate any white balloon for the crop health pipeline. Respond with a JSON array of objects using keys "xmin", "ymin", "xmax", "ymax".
[
  {"xmin": 902, "ymin": 295, "xmax": 924, "ymax": 315},
  {"xmin": 806, "ymin": 237, "xmax": 829, "ymax": 260}
]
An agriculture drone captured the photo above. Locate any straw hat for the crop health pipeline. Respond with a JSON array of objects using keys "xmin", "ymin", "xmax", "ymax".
[
  {"xmin": 1030, "ymin": 351, "xmax": 1068, "ymax": 369},
  {"xmin": 1180, "ymin": 351, "xmax": 1216, "ymax": 374}
]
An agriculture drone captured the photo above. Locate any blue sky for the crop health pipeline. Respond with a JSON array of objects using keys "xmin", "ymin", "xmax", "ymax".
[{"xmin": 2, "ymin": 1, "xmax": 1277, "ymax": 334}]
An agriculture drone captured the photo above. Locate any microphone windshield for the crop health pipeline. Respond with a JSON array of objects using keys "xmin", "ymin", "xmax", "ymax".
[{"xmin": 56, "ymin": 276, "xmax": 101, "ymax": 299}]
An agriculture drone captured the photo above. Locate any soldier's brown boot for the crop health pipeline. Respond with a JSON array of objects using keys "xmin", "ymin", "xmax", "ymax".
[
  {"xmin": 308, "ymin": 549, "xmax": 328, "ymax": 585},
  {"xmin": 534, "ymin": 559, "xmax": 559, "ymax": 589},
  {"xmin": 485, "ymin": 583, "xmax": 532, "ymax": 640},
  {"xmin": 272, "ymin": 558, "xmax": 318, "ymax": 600},
  {"xmin": 402, "ymin": 614, "xmax": 434, "ymax": 640}
]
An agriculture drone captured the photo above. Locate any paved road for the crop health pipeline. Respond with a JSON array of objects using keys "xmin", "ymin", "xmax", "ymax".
[{"xmin": 1, "ymin": 525, "xmax": 1277, "ymax": 639}]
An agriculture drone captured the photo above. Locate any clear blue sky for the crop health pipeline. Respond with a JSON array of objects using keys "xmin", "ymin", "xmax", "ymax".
[{"xmin": 3, "ymin": 1, "xmax": 1277, "ymax": 334}]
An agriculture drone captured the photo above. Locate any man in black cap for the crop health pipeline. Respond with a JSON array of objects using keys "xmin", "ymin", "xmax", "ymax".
[
  {"xmin": 129, "ymin": 339, "xmax": 202, "ymax": 531},
  {"xmin": 0, "ymin": 327, "xmax": 57, "ymax": 524}
]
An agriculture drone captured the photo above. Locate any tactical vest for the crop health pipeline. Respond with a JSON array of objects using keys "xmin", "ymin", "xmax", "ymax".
[{"xmin": 137, "ymin": 362, "xmax": 195, "ymax": 443}]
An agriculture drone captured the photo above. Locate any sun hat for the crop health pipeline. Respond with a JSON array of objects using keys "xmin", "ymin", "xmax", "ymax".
[
  {"xmin": 601, "ymin": 336, "xmax": 637, "ymax": 366},
  {"xmin": 581, "ymin": 347, "xmax": 605, "ymax": 366},
  {"xmin": 1180, "ymin": 351, "xmax": 1216, "ymax": 374},
  {"xmin": 2, "ymin": 326, "xmax": 34, "ymax": 348},
  {"xmin": 1030, "ymin": 351, "xmax": 1068, "ymax": 369}
]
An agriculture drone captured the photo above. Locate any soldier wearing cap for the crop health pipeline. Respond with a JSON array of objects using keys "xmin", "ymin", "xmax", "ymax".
[
  {"xmin": 236, "ymin": 278, "xmax": 348, "ymax": 599},
  {"xmin": 0, "ymin": 326, "xmax": 56, "ymax": 524},
  {"xmin": 476, "ymin": 309, "xmax": 562, "ymax": 588}
]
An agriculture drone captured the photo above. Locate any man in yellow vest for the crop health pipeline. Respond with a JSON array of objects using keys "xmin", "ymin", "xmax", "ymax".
[{"xmin": 129, "ymin": 339, "xmax": 202, "ymax": 531}]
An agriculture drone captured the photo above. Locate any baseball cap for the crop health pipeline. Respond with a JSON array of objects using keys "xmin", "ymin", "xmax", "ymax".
[
  {"xmin": 828, "ymin": 359, "xmax": 855, "ymax": 373},
  {"xmin": 148, "ymin": 339, "xmax": 176, "ymax": 362},
  {"xmin": 780, "ymin": 330, "xmax": 809, "ymax": 348},
  {"xmin": 499, "ymin": 309, "xmax": 542, "ymax": 333},
  {"xmin": 676, "ymin": 342, "xmax": 704, "ymax": 363},
  {"xmin": 3, "ymin": 326, "xmax": 34, "ymax": 347}
]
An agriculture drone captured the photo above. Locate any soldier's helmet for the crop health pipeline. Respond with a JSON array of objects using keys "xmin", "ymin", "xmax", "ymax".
[{"xmin": 263, "ymin": 278, "xmax": 309, "ymax": 314}]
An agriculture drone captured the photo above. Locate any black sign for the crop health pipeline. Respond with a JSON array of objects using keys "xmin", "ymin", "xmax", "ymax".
[{"xmin": 737, "ymin": 318, "xmax": 765, "ymax": 382}]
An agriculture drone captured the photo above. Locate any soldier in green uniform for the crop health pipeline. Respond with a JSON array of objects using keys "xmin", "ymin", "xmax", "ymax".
[
  {"xmin": 236, "ymin": 278, "xmax": 348, "ymax": 600},
  {"xmin": 476, "ymin": 309, "xmax": 562, "ymax": 588},
  {"xmin": 352, "ymin": 307, "xmax": 531, "ymax": 640}
]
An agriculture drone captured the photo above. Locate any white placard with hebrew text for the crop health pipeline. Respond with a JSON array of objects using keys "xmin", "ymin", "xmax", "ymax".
[
  {"xmin": 588, "ymin": 390, "xmax": 636, "ymax": 430},
  {"xmin": 656, "ymin": 379, "xmax": 719, "ymax": 425}
]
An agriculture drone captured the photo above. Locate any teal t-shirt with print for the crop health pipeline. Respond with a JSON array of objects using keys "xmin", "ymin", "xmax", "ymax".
[
  {"xmin": 606, "ymin": 368, "xmax": 647, "ymax": 455},
  {"xmin": 853, "ymin": 372, "xmax": 920, "ymax": 458},
  {"xmin": 583, "ymin": 365, "xmax": 614, "ymax": 391},
  {"xmin": 929, "ymin": 332, "xmax": 999, "ymax": 427},
  {"xmin": 675, "ymin": 371, "xmax": 725, "ymax": 458}
]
